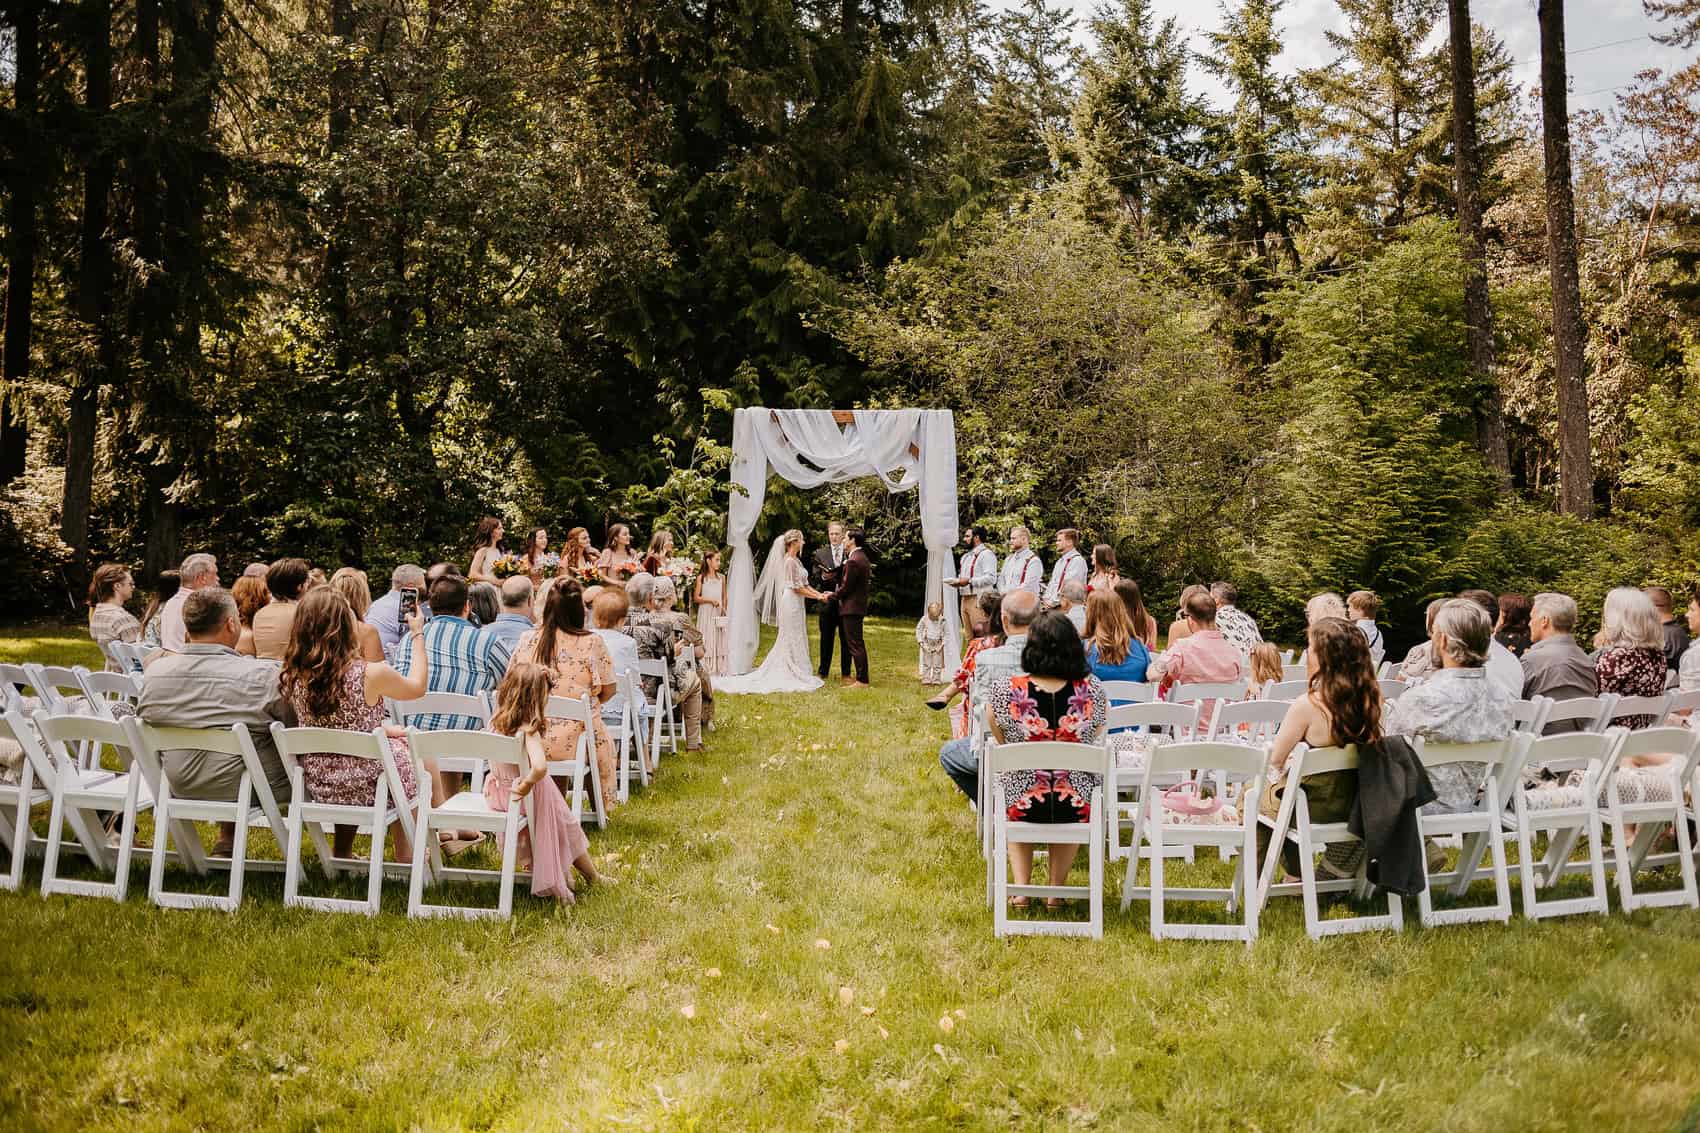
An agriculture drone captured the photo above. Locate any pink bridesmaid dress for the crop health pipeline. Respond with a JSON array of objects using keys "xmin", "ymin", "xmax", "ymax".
[{"xmin": 482, "ymin": 735, "xmax": 590, "ymax": 903}]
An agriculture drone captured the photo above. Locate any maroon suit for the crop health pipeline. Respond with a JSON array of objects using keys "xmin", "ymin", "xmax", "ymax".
[{"xmin": 832, "ymin": 547, "xmax": 871, "ymax": 683}]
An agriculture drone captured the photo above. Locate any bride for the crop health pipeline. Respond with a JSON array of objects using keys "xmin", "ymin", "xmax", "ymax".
[{"xmin": 716, "ymin": 529, "xmax": 828, "ymax": 695}]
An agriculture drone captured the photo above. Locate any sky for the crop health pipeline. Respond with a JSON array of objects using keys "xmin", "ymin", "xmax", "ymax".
[{"xmin": 993, "ymin": 0, "xmax": 1697, "ymax": 112}]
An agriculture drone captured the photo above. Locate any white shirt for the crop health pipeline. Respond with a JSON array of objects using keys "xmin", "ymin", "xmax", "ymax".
[
  {"xmin": 957, "ymin": 545, "xmax": 998, "ymax": 595},
  {"xmin": 998, "ymin": 548, "xmax": 1043, "ymax": 596},
  {"xmin": 1485, "ymin": 639, "xmax": 1523, "ymax": 700},
  {"xmin": 1043, "ymin": 548, "xmax": 1087, "ymax": 605},
  {"xmin": 596, "ymin": 628, "xmax": 642, "ymax": 717}
]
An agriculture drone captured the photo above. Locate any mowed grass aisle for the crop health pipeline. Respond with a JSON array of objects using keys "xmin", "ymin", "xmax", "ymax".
[{"xmin": 4, "ymin": 619, "xmax": 1700, "ymax": 1130}]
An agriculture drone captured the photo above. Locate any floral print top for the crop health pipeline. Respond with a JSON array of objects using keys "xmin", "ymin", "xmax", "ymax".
[
  {"xmin": 990, "ymin": 673, "xmax": 1108, "ymax": 822},
  {"xmin": 1596, "ymin": 646, "xmax": 1667, "ymax": 728}
]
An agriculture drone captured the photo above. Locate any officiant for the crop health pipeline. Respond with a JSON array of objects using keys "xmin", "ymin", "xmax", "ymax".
[{"xmin": 812, "ymin": 521, "xmax": 851, "ymax": 681}]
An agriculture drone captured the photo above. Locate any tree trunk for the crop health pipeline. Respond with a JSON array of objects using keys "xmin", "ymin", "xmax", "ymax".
[
  {"xmin": 1538, "ymin": 0, "xmax": 1593, "ymax": 517},
  {"xmin": 63, "ymin": 0, "xmax": 116, "ymax": 560},
  {"xmin": 1448, "ymin": 0, "xmax": 1509, "ymax": 486},
  {"xmin": 1, "ymin": 0, "xmax": 43, "ymax": 485}
]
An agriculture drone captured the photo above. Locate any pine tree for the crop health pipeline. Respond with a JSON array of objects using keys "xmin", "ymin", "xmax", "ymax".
[{"xmin": 984, "ymin": 0, "xmax": 1077, "ymax": 187}]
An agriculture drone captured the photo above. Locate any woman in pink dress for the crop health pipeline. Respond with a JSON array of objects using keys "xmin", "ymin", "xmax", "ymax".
[
  {"xmin": 487, "ymin": 662, "xmax": 600, "ymax": 902},
  {"xmin": 508, "ymin": 579, "xmax": 619, "ymax": 805},
  {"xmin": 597, "ymin": 524, "xmax": 640, "ymax": 584}
]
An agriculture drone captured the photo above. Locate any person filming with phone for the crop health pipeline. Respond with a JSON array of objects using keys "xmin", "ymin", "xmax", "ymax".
[{"xmin": 365, "ymin": 564, "xmax": 429, "ymax": 661}]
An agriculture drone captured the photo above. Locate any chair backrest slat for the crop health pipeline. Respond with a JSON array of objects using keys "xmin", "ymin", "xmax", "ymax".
[
  {"xmin": 988, "ymin": 740, "xmax": 1108, "ymax": 777},
  {"xmin": 1106, "ymin": 701, "xmax": 1197, "ymax": 737},
  {"xmin": 1377, "ymin": 678, "xmax": 1409, "ymax": 701},
  {"xmin": 1261, "ymin": 680, "xmax": 1308, "ymax": 702},
  {"xmin": 1544, "ymin": 696, "xmax": 1615, "ymax": 734},
  {"xmin": 1209, "ymin": 699, "xmax": 1290, "ymax": 741},
  {"xmin": 1171, "ymin": 679, "xmax": 1248, "ymax": 704},
  {"xmin": 1611, "ymin": 693, "xmax": 1671, "ymax": 726},
  {"xmin": 1098, "ymin": 680, "xmax": 1156, "ymax": 704},
  {"xmin": 389, "ymin": 691, "xmax": 491, "ymax": 728},
  {"xmin": 545, "ymin": 695, "xmax": 593, "ymax": 724},
  {"xmin": 1146, "ymin": 739, "xmax": 1269, "ymax": 779},
  {"xmin": 407, "ymin": 727, "xmax": 523, "ymax": 766},
  {"xmin": 271, "ymin": 724, "xmax": 389, "ymax": 761}
]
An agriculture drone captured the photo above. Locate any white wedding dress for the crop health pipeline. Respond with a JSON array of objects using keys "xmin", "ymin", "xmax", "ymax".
[{"xmin": 716, "ymin": 554, "xmax": 824, "ymax": 695}]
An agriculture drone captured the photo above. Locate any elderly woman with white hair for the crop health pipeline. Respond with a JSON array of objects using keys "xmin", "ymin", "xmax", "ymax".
[
  {"xmin": 1304, "ymin": 592, "xmax": 1348, "ymax": 626},
  {"xmin": 625, "ymin": 572, "xmax": 706, "ymax": 751},
  {"xmin": 652, "ymin": 573, "xmax": 714, "ymax": 738},
  {"xmin": 1384, "ymin": 598, "xmax": 1514, "ymax": 813},
  {"xmin": 1594, "ymin": 587, "xmax": 1670, "ymax": 728}
]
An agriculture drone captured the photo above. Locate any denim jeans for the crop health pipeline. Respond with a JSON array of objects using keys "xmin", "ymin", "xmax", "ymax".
[{"xmin": 940, "ymin": 737, "xmax": 977, "ymax": 801}]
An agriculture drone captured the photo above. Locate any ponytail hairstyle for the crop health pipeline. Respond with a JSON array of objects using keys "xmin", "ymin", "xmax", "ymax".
[{"xmin": 531, "ymin": 578, "xmax": 589, "ymax": 665}]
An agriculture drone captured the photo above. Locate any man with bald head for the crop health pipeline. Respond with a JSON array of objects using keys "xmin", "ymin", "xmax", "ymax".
[
  {"xmin": 937, "ymin": 589, "xmax": 1039, "ymax": 802},
  {"xmin": 482, "ymin": 576, "xmax": 536, "ymax": 654}
]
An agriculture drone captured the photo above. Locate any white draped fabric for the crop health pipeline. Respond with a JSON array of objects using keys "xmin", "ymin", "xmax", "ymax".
[{"xmin": 726, "ymin": 408, "xmax": 960, "ymax": 675}]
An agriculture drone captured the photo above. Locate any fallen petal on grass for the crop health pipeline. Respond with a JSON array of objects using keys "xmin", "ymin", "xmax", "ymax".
[
  {"xmin": 680, "ymin": 1004, "xmax": 696, "ymax": 1020},
  {"xmin": 814, "ymin": 938, "xmax": 831, "ymax": 951},
  {"xmin": 938, "ymin": 1015, "xmax": 955, "ymax": 1034},
  {"xmin": 834, "ymin": 1039, "xmax": 850, "ymax": 1054},
  {"xmin": 861, "ymin": 1006, "xmax": 876, "ymax": 1016},
  {"xmin": 704, "ymin": 968, "xmax": 721, "ymax": 979},
  {"xmin": 838, "ymin": 986, "xmax": 855, "ymax": 1006}
]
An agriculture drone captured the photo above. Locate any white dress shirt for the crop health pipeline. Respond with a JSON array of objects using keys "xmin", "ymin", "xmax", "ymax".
[
  {"xmin": 1043, "ymin": 548, "xmax": 1087, "ymax": 606},
  {"xmin": 958, "ymin": 545, "xmax": 998, "ymax": 595},
  {"xmin": 999, "ymin": 548, "xmax": 1043, "ymax": 596}
]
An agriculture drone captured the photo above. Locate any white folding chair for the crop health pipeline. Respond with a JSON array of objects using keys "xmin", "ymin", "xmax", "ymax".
[
  {"xmin": 1413, "ymin": 737, "xmax": 1518, "ymax": 927},
  {"xmin": 407, "ymin": 728, "xmax": 526, "ymax": 920},
  {"xmin": 1496, "ymin": 729, "xmax": 1619, "ymax": 920},
  {"xmin": 0, "ymin": 710, "xmax": 54, "ymax": 890},
  {"xmin": 130, "ymin": 719, "xmax": 301, "ymax": 912},
  {"xmin": 607, "ymin": 669, "xmax": 651, "ymax": 802},
  {"xmin": 636, "ymin": 658, "xmax": 676, "ymax": 767},
  {"xmin": 1667, "ymin": 688, "xmax": 1700, "ymax": 719},
  {"xmin": 987, "ymin": 740, "xmax": 1107, "ymax": 939},
  {"xmin": 1099, "ymin": 680, "xmax": 1157, "ymax": 705},
  {"xmin": 1377, "ymin": 678, "xmax": 1409, "ymax": 702},
  {"xmin": 1209, "ymin": 699, "xmax": 1290, "ymax": 743},
  {"xmin": 388, "ymin": 691, "xmax": 493, "ymax": 795},
  {"xmin": 35, "ymin": 712, "xmax": 153, "ymax": 901},
  {"xmin": 271, "ymin": 723, "xmax": 423, "ymax": 915},
  {"xmin": 1280, "ymin": 663, "xmax": 1307, "ymax": 682},
  {"xmin": 78, "ymin": 668, "xmax": 142, "ymax": 719},
  {"xmin": 1121, "ymin": 740, "xmax": 1267, "ymax": 943},
  {"xmin": 0, "ymin": 662, "xmax": 36, "ymax": 712},
  {"xmin": 26, "ymin": 664, "xmax": 101, "ymax": 767},
  {"xmin": 1510, "ymin": 697, "xmax": 1551, "ymax": 734},
  {"xmin": 1609, "ymin": 693, "xmax": 1672, "ymax": 730},
  {"xmin": 1104, "ymin": 701, "xmax": 1198, "ymax": 863},
  {"xmin": 1261, "ymin": 680, "xmax": 1308, "ymax": 702},
  {"xmin": 1543, "ymin": 695, "xmax": 1616, "ymax": 735},
  {"xmin": 1279, "ymin": 650, "xmax": 1295, "ymax": 664},
  {"xmin": 1602, "ymin": 725, "xmax": 1700, "ymax": 912},
  {"xmin": 547, "ymin": 695, "xmax": 607, "ymax": 829}
]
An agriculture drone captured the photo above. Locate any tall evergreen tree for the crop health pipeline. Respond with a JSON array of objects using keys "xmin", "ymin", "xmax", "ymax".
[{"xmin": 983, "ymin": 0, "xmax": 1077, "ymax": 187}]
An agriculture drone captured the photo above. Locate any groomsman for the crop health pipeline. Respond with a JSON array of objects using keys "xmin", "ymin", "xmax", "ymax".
[
  {"xmin": 998, "ymin": 526, "xmax": 1044, "ymax": 597},
  {"xmin": 946, "ymin": 525, "xmax": 998, "ymax": 639},
  {"xmin": 1043, "ymin": 528, "xmax": 1087, "ymax": 609}
]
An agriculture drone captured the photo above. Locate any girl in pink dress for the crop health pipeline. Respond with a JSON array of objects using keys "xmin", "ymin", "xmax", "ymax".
[{"xmin": 487, "ymin": 663, "xmax": 600, "ymax": 903}]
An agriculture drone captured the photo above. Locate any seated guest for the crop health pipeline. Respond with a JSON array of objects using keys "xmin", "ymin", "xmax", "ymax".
[
  {"xmin": 1680, "ymin": 592, "xmax": 1700, "ymax": 694},
  {"xmin": 986, "ymin": 611, "xmax": 1108, "ymax": 908},
  {"xmin": 139, "ymin": 587, "xmax": 296, "ymax": 856},
  {"xmin": 1148, "ymin": 589, "xmax": 1246, "ymax": 729},
  {"xmin": 928, "ymin": 590, "xmax": 1005, "ymax": 725},
  {"xmin": 1385, "ymin": 599, "xmax": 1512, "ymax": 813},
  {"xmin": 1646, "ymin": 585, "xmax": 1690, "ymax": 671},
  {"xmin": 509, "ymin": 579, "xmax": 619, "ymax": 805},
  {"xmin": 1398, "ymin": 599, "xmax": 1447, "ymax": 682},
  {"xmin": 1114, "ymin": 578, "xmax": 1158, "ymax": 651},
  {"xmin": 486, "ymin": 662, "xmax": 600, "ymax": 902},
  {"xmin": 1457, "ymin": 589, "xmax": 1525, "ymax": 699},
  {"xmin": 938, "ymin": 591, "xmax": 1039, "ymax": 802},
  {"xmin": 1165, "ymin": 584, "xmax": 1209, "ymax": 647},
  {"xmin": 365, "ymin": 563, "xmax": 427, "ymax": 659},
  {"xmin": 161, "ymin": 553, "xmax": 220, "ymax": 654},
  {"xmin": 87, "ymin": 563, "xmax": 140, "ymax": 669},
  {"xmin": 624, "ymin": 572, "xmax": 705, "ymax": 753},
  {"xmin": 395, "ymin": 572, "xmax": 513, "ymax": 729},
  {"xmin": 1305, "ymin": 592, "xmax": 1347, "ymax": 626},
  {"xmin": 1211, "ymin": 581, "xmax": 1262, "ymax": 655},
  {"xmin": 1521, "ymin": 592, "xmax": 1599, "ymax": 731},
  {"xmin": 1495, "ymin": 592, "xmax": 1533, "ymax": 657},
  {"xmin": 305, "ymin": 567, "xmax": 329, "ymax": 592},
  {"xmin": 1347, "ymin": 590, "xmax": 1385, "ymax": 666},
  {"xmin": 1247, "ymin": 642, "xmax": 1283, "ymax": 700},
  {"xmin": 280, "ymin": 588, "xmax": 430, "ymax": 861},
  {"xmin": 652, "ymin": 575, "xmax": 713, "ymax": 742},
  {"xmin": 231, "ymin": 575, "xmax": 270, "ymax": 657},
  {"xmin": 1059, "ymin": 580, "xmax": 1088, "ymax": 636},
  {"xmin": 591, "ymin": 588, "xmax": 640, "ymax": 719},
  {"xmin": 329, "ymin": 568, "xmax": 385, "ymax": 662},
  {"xmin": 1083, "ymin": 589, "xmax": 1150, "ymax": 687},
  {"xmin": 140, "ymin": 570, "xmax": 182, "ymax": 652},
  {"xmin": 242, "ymin": 562, "xmax": 269, "ymax": 580},
  {"xmin": 484, "ymin": 576, "xmax": 536, "ymax": 655},
  {"xmin": 467, "ymin": 581, "xmax": 501, "ymax": 629},
  {"xmin": 1595, "ymin": 586, "xmax": 1669, "ymax": 728},
  {"xmin": 252, "ymin": 557, "xmax": 310, "ymax": 661}
]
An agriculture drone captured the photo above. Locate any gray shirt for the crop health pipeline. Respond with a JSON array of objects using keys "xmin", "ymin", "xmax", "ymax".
[
  {"xmin": 138, "ymin": 643, "xmax": 294, "ymax": 800},
  {"xmin": 1520, "ymin": 634, "xmax": 1600, "ymax": 732},
  {"xmin": 483, "ymin": 612, "xmax": 534, "ymax": 657}
]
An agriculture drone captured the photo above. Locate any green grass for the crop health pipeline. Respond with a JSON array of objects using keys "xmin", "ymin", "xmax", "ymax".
[{"xmin": 4, "ymin": 618, "xmax": 1700, "ymax": 1130}]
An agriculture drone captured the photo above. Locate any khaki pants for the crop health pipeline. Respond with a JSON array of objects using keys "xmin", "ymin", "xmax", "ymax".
[{"xmin": 959, "ymin": 593, "xmax": 982, "ymax": 646}]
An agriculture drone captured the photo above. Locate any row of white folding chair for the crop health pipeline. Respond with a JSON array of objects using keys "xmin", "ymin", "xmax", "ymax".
[
  {"xmin": 1261, "ymin": 677, "xmax": 1407, "ymax": 704},
  {"xmin": 987, "ymin": 740, "xmax": 1108, "ymax": 939},
  {"xmin": 408, "ymin": 728, "xmax": 528, "ymax": 920},
  {"xmin": 1103, "ymin": 701, "xmax": 1199, "ymax": 863},
  {"xmin": 103, "ymin": 640, "xmax": 148, "ymax": 673}
]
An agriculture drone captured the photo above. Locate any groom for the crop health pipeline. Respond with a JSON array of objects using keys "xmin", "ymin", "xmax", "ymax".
[
  {"xmin": 813, "ymin": 521, "xmax": 851, "ymax": 681},
  {"xmin": 833, "ymin": 526, "xmax": 871, "ymax": 687}
]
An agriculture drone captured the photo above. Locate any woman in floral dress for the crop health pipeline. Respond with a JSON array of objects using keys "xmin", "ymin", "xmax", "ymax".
[
  {"xmin": 1595, "ymin": 587, "xmax": 1671, "ymax": 729},
  {"xmin": 508, "ymin": 579, "xmax": 619, "ymax": 806},
  {"xmin": 985, "ymin": 611, "xmax": 1108, "ymax": 908}
]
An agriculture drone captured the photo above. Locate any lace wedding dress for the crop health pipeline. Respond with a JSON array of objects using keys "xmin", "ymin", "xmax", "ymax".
[{"xmin": 716, "ymin": 554, "xmax": 824, "ymax": 695}]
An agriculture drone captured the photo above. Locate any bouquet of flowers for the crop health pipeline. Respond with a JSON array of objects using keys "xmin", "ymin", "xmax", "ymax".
[
  {"xmin": 660, "ymin": 556, "xmax": 698, "ymax": 591},
  {"xmin": 535, "ymin": 552, "xmax": 562, "ymax": 579},
  {"xmin": 490, "ymin": 553, "xmax": 528, "ymax": 580},
  {"xmin": 608, "ymin": 560, "xmax": 638, "ymax": 581},
  {"xmin": 573, "ymin": 563, "xmax": 605, "ymax": 586}
]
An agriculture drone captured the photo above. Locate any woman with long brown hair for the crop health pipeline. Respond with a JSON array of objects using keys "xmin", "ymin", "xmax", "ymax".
[
  {"xmin": 279, "ymin": 588, "xmax": 430, "ymax": 860},
  {"xmin": 640, "ymin": 529, "xmax": 674, "ymax": 575},
  {"xmin": 559, "ymin": 526, "xmax": 593, "ymax": 574},
  {"xmin": 597, "ymin": 523, "xmax": 639, "ymax": 581},
  {"xmin": 1082, "ymin": 588, "xmax": 1150, "ymax": 686},
  {"xmin": 1088, "ymin": 544, "xmax": 1119, "ymax": 594},
  {"xmin": 508, "ymin": 579, "xmax": 619, "ymax": 806},
  {"xmin": 230, "ymin": 575, "xmax": 270, "ymax": 657},
  {"xmin": 1112, "ymin": 577, "xmax": 1158, "ymax": 651},
  {"xmin": 468, "ymin": 515, "xmax": 506, "ymax": 582}
]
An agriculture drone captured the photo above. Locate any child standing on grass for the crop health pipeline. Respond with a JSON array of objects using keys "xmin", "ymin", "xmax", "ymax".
[
  {"xmin": 1246, "ymin": 642, "xmax": 1284, "ymax": 699},
  {"xmin": 1348, "ymin": 590, "xmax": 1385, "ymax": 666},
  {"xmin": 487, "ymin": 662, "xmax": 601, "ymax": 903},
  {"xmin": 916, "ymin": 601, "xmax": 948, "ymax": 684}
]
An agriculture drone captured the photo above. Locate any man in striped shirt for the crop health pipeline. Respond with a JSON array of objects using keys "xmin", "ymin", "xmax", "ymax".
[{"xmin": 394, "ymin": 573, "xmax": 511, "ymax": 730}]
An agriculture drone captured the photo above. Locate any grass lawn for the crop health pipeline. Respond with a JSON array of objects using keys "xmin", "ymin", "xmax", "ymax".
[{"xmin": 4, "ymin": 617, "xmax": 1700, "ymax": 1130}]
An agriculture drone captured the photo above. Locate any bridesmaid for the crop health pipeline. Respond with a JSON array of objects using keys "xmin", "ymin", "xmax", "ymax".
[
  {"xmin": 560, "ymin": 527, "xmax": 591, "ymax": 577},
  {"xmin": 641, "ymin": 529, "xmax": 674, "ymax": 575},
  {"xmin": 597, "ymin": 524, "xmax": 640, "ymax": 582},
  {"xmin": 468, "ymin": 516, "xmax": 505, "ymax": 582},
  {"xmin": 693, "ymin": 549, "xmax": 726, "ymax": 676},
  {"xmin": 521, "ymin": 527, "xmax": 550, "ymax": 586}
]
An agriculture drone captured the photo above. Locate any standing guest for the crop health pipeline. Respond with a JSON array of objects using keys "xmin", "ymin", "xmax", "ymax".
[
  {"xmin": 1680, "ymin": 593, "xmax": 1700, "ymax": 693},
  {"xmin": 1042, "ymin": 528, "xmax": 1087, "ymax": 609},
  {"xmin": 365, "ymin": 564, "xmax": 427, "ymax": 659},
  {"xmin": 252, "ymin": 558, "xmax": 310, "ymax": 661},
  {"xmin": 1114, "ymin": 578, "xmax": 1159, "ymax": 651},
  {"xmin": 467, "ymin": 516, "xmax": 506, "ymax": 582},
  {"xmin": 937, "ymin": 591, "xmax": 1038, "ymax": 802},
  {"xmin": 1457, "ymin": 589, "xmax": 1527, "ymax": 699},
  {"xmin": 1595, "ymin": 587, "xmax": 1670, "ymax": 728},
  {"xmin": 997, "ymin": 525, "xmax": 1043, "ymax": 597},
  {"xmin": 625, "ymin": 573, "xmax": 706, "ymax": 751},
  {"xmin": 1247, "ymin": 643, "xmax": 1284, "ymax": 699},
  {"xmin": 141, "ymin": 570, "xmax": 182, "ymax": 652},
  {"xmin": 1083, "ymin": 589, "xmax": 1150, "ymax": 686},
  {"xmin": 1347, "ymin": 590, "xmax": 1385, "ymax": 666},
  {"xmin": 1149, "ymin": 589, "xmax": 1247, "ymax": 730},
  {"xmin": 598, "ymin": 524, "xmax": 640, "ymax": 582},
  {"xmin": 591, "ymin": 588, "xmax": 640, "ymax": 720},
  {"xmin": 1058, "ymin": 580, "xmax": 1088, "ymax": 636},
  {"xmin": 1088, "ymin": 544, "xmax": 1119, "ymax": 594},
  {"xmin": 280, "ymin": 588, "xmax": 429, "ymax": 862},
  {"xmin": 521, "ymin": 528, "xmax": 550, "ymax": 586},
  {"xmin": 946, "ymin": 526, "xmax": 999, "ymax": 648},
  {"xmin": 1165, "ymin": 584, "xmax": 1210, "ymax": 648},
  {"xmin": 915, "ymin": 601, "xmax": 949, "ymax": 684},
  {"xmin": 467, "ymin": 580, "xmax": 501, "ymax": 628},
  {"xmin": 1521, "ymin": 592, "xmax": 1600, "ymax": 732},
  {"xmin": 1210, "ymin": 582, "xmax": 1263, "ymax": 655},
  {"xmin": 139, "ymin": 587, "xmax": 296, "ymax": 856},
  {"xmin": 231, "ymin": 575, "xmax": 271, "ymax": 657},
  {"xmin": 87, "ymin": 563, "xmax": 140, "ymax": 669},
  {"xmin": 510, "ymin": 579, "xmax": 619, "ymax": 805},
  {"xmin": 693, "ymin": 549, "xmax": 727, "ymax": 676},
  {"xmin": 484, "ymin": 577, "xmax": 536, "ymax": 655},
  {"xmin": 330, "ymin": 568, "xmax": 386, "ymax": 663},
  {"xmin": 395, "ymin": 572, "xmax": 513, "ymax": 730},
  {"xmin": 160, "ymin": 554, "xmax": 219, "ymax": 654},
  {"xmin": 1495, "ymin": 592, "xmax": 1534, "ymax": 657},
  {"xmin": 641, "ymin": 529, "xmax": 674, "ymax": 576},
  {"xmin": 486, "ymin": 662, "xmax": 600, "ymax": 903},
  {"xmin": 986, "ymin": 611, "xmax": 1108, "ymax": 909},
  {"xmin": 1305, "ymin": 592, "xmax": 1347, "ymax": 627},
  {"xmin": 1645, "ymin": 586, "xmax": 1689, "ymax": 671},
  {"xmin": 1398, "ymin": 599, "xmax": 1449, "ymax": 682},
  {"xmin": 242, "ymin": 562, "xmax": 269, "ymax": 580}
]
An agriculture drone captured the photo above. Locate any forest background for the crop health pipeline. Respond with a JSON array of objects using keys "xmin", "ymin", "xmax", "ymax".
[{"xmin": 3, "ymin": 0, "xmax": 1699, "ymax": 646}]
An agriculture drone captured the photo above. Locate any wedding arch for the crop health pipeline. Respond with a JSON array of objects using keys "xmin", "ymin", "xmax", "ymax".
[{"xmin": 725, "ymin": 407, "xmax": 961, "ymax": 676}]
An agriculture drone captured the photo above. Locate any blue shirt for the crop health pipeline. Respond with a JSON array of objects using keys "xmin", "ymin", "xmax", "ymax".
[
  {"xmin": 366, "ymin": 589, "xmax": 432, "ymax": 660},
  {"xmin": 1088, "ymin": 640, "xmax": 1151, "ymax": 686},
  {"xmin": 482, "ymin": 613, "xmax": 534, "ymax": 657},
  {"xmin": 394, "ymin": 615, "xmax": 510, "ymax": 730}
]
